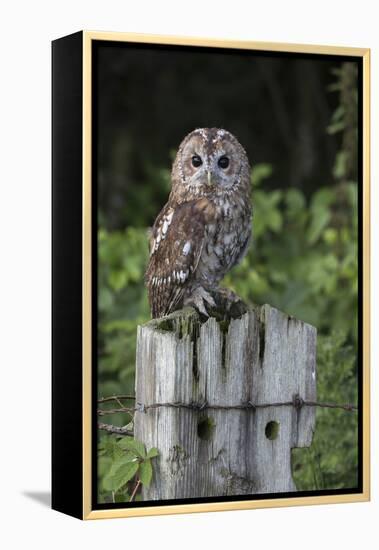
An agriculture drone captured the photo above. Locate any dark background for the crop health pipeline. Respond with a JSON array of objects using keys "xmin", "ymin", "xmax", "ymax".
[
  {"xmin": 95, "ymin": 42, "xmax": 360, "ymax": 503},
  {"xmin": 96, "ymin": 44, "xmax": 357, "ymax": 230}
]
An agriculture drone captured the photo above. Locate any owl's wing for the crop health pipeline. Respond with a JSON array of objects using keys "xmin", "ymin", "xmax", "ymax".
[{"xmin": 145, "ymin": 200, "xmax": 208, "ymax": 318}]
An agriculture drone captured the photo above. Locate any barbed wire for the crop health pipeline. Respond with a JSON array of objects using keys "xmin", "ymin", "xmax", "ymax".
[
  {"xmin": 98, "ymin": 422, "xmax": 134, "ymax": 436},
  {"xmin": 97, "ymin": 393, "xmax": 357, "ymax": 435},
  {"xmin": 98, "ymin": 394, "xmax": 135, "ymax": 404}
]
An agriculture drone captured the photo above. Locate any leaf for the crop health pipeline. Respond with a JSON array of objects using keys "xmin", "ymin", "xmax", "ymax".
[
  {"xmin": 99, "ymin": 288, "xmax": 113, "ymax": 311},
  {"xmin": 253, "ymin": 190, "xmax": 283, "ymax": 237},
  {"xmin": 138, "ymin": 459, "xmax": 153, "ymax": 487},
  {"xmin": 285, "ymin": 188, "xmax": 306, "ymax": 217},
  {"xmin": 115, "ymin": 491, "xmax": 130, "ymax": 503},
  {"xmin": 118, "ymin": 437, "xmax": 146, "ymax": 458},
  {"xmin": 323, "ymin": 228, "xmax": 337, "ymax": 245},
  {"xmin": 327, "ymin": 121, "xmax": 345, "ymax": 135},
  {"xmin": 146, "ymin": 447, "xmax": 159, "ymax": 459},
  {"xmin": 99, "ymin": 435, "xmax": 125, "ymax": 460},
  {"xmin": 98, "ymin": 456, "xmax": 112, "ymax": 479},
  {"xmin": 306, "ymin": 187, "xmax": 335, "ymax": 245},
  {"xmin": 267, "ymin": 209, "xmax": 282, "ymax": 232},
  {"xmin": 333, "ymin": 151, "xmax": 348, "ymax": 179},
  {"xmin": 103, "ymin": 460, "xmax": 139, "ymax": 492},
  {"xmin": 117, "ymin": 436, "xmax": 134, "ymax": 450},
  {"xmin": 310, "ymin": 188, "xmax": 335, "ymax": 210},
  {"xmin": 105, "ymin": 454, "xmax": 135, "ymax": 477},
  {"xmin": 251, "ymin": 163, "xmax": 273, "ymax": 187},
  {"xmin": 115, "ymin": 449, "xmax": 137, "ymax": 463},
  {"xmin": 330, "ymin": 105, "xmax": 345, "ymax": 123},
  {"xmin": 109, "ymin": 270, "xmax": 127, "ymax": 291},
  {"xmin": 307, "ymin": 209, "xmax": 331, "ymax": 245}
]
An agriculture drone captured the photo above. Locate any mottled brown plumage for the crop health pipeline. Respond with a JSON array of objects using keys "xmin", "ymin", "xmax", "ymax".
[{"xmin": 145, "ymin": 128, "xmax": 252, "ymax": 318}]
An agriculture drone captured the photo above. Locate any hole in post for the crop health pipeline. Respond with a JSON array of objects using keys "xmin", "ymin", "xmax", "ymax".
[
  {"xmin": 197, "ymin": 417, "xmax": 215, "ymax": 440},
  {"xmin": 265, "ymin": 421, "xmax": 279, "ymax": 440}
]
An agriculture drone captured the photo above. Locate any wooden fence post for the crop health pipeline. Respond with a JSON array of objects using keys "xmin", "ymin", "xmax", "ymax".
[{"xmin": 134, "ymin": 304, "xmax": 317, "ymax": 500}]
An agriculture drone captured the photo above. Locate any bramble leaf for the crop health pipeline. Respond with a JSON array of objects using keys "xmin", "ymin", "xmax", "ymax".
[{"xmin": 139, "ymin": 459, "xmax": 153, "ymax": 487}]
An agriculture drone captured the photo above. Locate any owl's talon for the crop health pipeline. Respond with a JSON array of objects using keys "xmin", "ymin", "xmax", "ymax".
[
  {"xmin": 195, "ymin": 301, "xmax": 209, "ymax": 317},
  {"xmin": 184, "ymin": 287, "xmax": 216, "ymax": 317},
  {"xmin": 217, "ymin": 287, "xmax": 240, "ymax": 304}
]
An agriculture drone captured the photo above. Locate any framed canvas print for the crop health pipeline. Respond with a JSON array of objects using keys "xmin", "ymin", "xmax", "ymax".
[{"xmin": 52, "ymin": 31, "xmax": 370, "ymax": 520}]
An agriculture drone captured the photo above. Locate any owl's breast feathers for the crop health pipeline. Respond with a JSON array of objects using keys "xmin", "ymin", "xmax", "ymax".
[{"xmin": 145, "ymin": 196, "xmax": 250, "ymax": 318}]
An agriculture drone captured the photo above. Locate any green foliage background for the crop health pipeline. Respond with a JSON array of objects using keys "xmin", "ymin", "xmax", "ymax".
[{"xmin": 97, "ymin": 59, "xmax": 359, "ymax": 501}]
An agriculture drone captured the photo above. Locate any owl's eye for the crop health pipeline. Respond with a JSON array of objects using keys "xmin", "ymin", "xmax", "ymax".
[
  {"xmin": 218, "ymin": 156, "xmax": 229, "ymax": 169},
  {"xmin": 191, "ymin": 155, "xmax": 202, "ymax": 168}
]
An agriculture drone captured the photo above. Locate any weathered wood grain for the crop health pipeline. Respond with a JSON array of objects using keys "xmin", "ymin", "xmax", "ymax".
[{"xmin": 134, "ymin": 305, "xmax": 317, "ymax": 500}]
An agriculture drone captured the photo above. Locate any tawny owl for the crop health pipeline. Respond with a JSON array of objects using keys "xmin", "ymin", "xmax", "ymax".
[{"xmin": 145, "ymin": 128, "xmax": 252, "ymax": 318}]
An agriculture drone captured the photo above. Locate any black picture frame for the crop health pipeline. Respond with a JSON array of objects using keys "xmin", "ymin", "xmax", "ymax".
[{"xmin": 52, "ymin": 31, "xmax": 370, "ymax": 520}]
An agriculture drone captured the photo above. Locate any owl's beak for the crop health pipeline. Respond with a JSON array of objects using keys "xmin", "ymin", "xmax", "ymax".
[{"xmin": 207, "ymin": 170, "xmax": 213, "ymax": 187}]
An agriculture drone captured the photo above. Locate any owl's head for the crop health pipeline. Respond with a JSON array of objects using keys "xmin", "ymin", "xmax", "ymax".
[{"xmin": 170, "ymin": 128, "xmax": 251, "ymax": 201}]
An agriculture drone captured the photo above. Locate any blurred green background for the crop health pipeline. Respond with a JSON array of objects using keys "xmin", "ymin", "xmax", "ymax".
[{"xmin": 96, "ymin": 43, "xmax": 359, "ymax": 500}]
